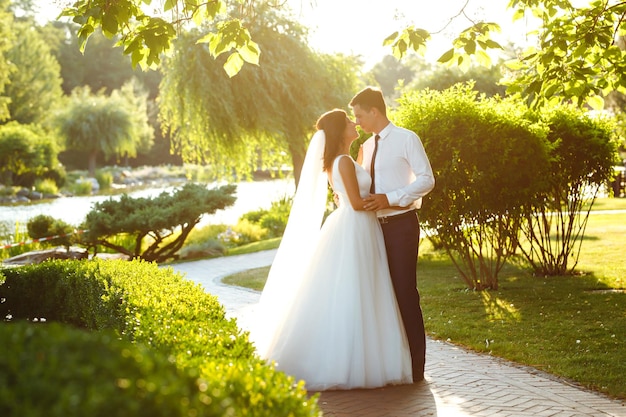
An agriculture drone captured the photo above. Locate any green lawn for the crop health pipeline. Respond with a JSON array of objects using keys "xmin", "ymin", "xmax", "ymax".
[{"xmin": 223, "ymin": 198, "xmax": 626, "ymax": 400}]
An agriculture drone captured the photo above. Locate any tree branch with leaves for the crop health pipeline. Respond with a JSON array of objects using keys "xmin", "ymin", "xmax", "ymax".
[
  {"xmin": 387, "ymin": 0, "xmax": 626, "ymax": 108},
  {"xmin": 60, "ymin": 0, "xmax": 260, "ymax": 75},
  {"xmin": 60, "ymin": 1, "xmax": 626, "ymax": 108}
]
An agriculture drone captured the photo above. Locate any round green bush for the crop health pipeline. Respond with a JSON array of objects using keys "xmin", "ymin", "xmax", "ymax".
[
  {"xmin": 26, "ymin": 215, "xmax": 75, "ymax": 248},
  {"xmin": 34, "ymin": 178, "xmax": 59, "ymax": 195},
  {"xmin": 95, "ymin": 170, "xmax": 113, "ymax": 191}
]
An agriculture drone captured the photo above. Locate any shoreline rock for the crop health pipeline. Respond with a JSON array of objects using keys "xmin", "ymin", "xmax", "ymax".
[{"xmin": 1, "ymin": 246, "xmax": 130, "ymax": 266}]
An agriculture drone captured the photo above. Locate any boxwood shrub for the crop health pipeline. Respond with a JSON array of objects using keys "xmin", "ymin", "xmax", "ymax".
[
  {"xmin": 0, "ymin": 322, "xmax": 213, "ymax": 417},
  {"xmin": 0, "ymin": 260, "xmax": 320, "ymax": 416}
]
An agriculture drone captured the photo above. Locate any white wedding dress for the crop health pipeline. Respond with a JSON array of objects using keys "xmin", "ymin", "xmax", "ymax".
[{"xmin": 250, "ymin": 154, "xmax": 412, "ymax": 391}]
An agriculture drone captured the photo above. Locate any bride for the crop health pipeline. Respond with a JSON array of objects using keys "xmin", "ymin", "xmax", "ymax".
[{"xmin": 249, "ymin": 109, "xmax": 412, "ymax": 391}]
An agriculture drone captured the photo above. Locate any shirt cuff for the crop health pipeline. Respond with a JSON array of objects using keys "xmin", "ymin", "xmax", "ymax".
[{"xmin": 386, "ymin": 191, "xmax": 401, "ymax": 206}]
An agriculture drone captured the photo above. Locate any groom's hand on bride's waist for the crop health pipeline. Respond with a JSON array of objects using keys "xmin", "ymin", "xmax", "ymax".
[{"xmin": 363, "ymin": 194, "xmax": 390, "ymax": 211}]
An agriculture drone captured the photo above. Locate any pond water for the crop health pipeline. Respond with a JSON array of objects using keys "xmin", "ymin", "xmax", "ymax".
[{"xmin": 0, "ymin": 179, "xmax": 295, "ymax": 231}]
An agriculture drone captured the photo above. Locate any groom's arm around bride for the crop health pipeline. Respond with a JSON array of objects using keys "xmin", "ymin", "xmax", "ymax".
[{"xmin": 350, "ymin": 86, "xmax": 435, "ymax": 383}]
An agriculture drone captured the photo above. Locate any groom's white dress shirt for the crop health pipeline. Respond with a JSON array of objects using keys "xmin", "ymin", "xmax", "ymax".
[{"xmin": 362, "ymin": 122, "xmax": 435, "ymax": 218}]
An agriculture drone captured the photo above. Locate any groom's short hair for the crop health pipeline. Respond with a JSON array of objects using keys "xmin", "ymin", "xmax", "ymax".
[{"xmin": 350, "ymin": 87, "xmax": 387, "ymax": 117}]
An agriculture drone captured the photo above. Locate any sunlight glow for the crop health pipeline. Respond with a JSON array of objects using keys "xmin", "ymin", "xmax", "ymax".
[
  {"xmin": 480, "ymin": 292, "xmax": 521, "ymax": 322},
  {"xmin": 286, "ymin": 0, "xmax": 532, "ymax": 67}
]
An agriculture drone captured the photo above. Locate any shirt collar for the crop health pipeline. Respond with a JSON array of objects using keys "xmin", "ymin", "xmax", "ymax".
[{"xmin": 376, "ymin": 122, "xmax": 393, "ymax": 140}]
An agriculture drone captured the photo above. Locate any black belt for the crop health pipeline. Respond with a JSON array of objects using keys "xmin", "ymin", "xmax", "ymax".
[{"xmin": 378, "ymin": 209, "xmax": 417, "ymax": 224}]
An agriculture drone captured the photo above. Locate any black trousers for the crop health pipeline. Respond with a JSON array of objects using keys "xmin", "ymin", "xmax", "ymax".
[{"xmin": 380, "ymin": 211, "xmax": 425, "ymax": 380}]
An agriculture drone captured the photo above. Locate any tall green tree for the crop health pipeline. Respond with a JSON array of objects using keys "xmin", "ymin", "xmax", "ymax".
[
  {"xmin": 55, "ymin": 85, "xmax": 154, "ymax": 176},
  {"xmin": 368, "ymin": 55, "xmax": 419, "ymax": 100},
  {"xmin": 4, "ymin": 19, "xmax": 63, "ymax": 124},
  {"xmin": 0, "ymin": 121, "xmax": 60, "ymax": 187},
  {"xmin": 42, "ymin": 21, "xmax": 172, "ymax": 166},
  {"xmin": 0, "ymin": 0, "xmax": 16, "ymax": 122},
  {"xmin": 117, "ymin": 78, "xmax": 154, "ymax": 158},
  {"xmin": 410, "ymin": 63, "xmax": 507, "ymax": 98},
  {"xmin": 44, "ymin": 22, "xmax": 145, "ymax": 95},
  {"xmin": 159, "ymin": 5, "xmax": 359, "ymax": 183}
]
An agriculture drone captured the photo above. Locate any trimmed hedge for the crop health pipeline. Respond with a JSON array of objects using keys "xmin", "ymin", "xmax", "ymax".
[
  {"xmin": 0, "ymin": 260, "xmax": 320, "ymax": 416},
  {"xmin": 0, "ymin": 322, "xmax": 210, "ymax": 417}
]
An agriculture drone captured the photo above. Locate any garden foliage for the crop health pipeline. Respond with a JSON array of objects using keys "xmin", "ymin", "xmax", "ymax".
[
  {"xmin": 0, "ymin": 122, "xmax": 62, "ymax": 188},
  {"xmin": 27, "ymin": 215, "xmax": 75, "ymax": 250},
  {"xmin": 240, "ymin": 195, "xmax": 293, "ymax": 239},
  {"xmin": 82, "ymin": 183, "xmax": 237, "ymax": 263},
  {"xmin": 519, "ymin": 105, "xmax": 619, "ymax": 275},
  {"xmin": 395, "ymin": 84, "xmax": 550, "ymax": 290},
  {"xmin": 0, "ymin": 259, "xmax": 321, "ymax": 416},
  {"xmin": 394, "ymin": 83, "xmax": 619, "ymax": 288}
]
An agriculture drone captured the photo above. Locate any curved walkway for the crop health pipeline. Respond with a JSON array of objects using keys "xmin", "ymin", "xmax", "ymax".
[{"xmin": 169, "ymin": 251, "xmax": 625, "ymax": 417}]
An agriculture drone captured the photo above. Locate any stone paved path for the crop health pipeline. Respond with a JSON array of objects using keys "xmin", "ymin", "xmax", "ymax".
[{"xmin": 168, "ymin": 250, "xmax": 626, "ymax": 417}]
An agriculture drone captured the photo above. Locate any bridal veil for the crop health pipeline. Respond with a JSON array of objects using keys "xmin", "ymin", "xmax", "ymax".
[{"xmin": 251, "ymin": 130, "xmax": 328, "ymax": 355}]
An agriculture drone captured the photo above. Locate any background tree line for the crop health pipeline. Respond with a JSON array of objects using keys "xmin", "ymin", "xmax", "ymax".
[
  {"xmin": 1, "ymin": 0, "xmax": 536, "ymax": 190},
  {"xmin": 1, "ymin": 0, "xmax": 624, "ymax": 289}
]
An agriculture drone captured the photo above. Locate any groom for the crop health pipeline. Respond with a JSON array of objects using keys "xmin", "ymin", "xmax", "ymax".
[{"xmin": 350, "ymin": 87, "xmax": 435, "ymax": 382}]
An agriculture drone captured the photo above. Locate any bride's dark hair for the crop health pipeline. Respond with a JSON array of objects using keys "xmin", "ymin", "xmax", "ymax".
[{"xmin": 316, "ymin": 109, "xmax": 347, "ymax": 171}]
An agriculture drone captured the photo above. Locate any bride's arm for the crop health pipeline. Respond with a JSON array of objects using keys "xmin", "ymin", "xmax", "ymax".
[{"xmin": 337, "ymin": 156, "xmax": 366, "ymax": 210}]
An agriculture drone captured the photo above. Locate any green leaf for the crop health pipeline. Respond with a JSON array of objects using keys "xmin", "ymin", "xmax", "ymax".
[
  {"xmin": 224, "ymin": 52, "xmax": 244, "ymax": 77},
  {"xmin": 564, "ymin": 82, "xmax": 584, "ymax": 97},
  {"xmin": 101, "ymin": 13, "xmax": 119, "ymax": 37},
  {"xmin": 512, "ymin": 8, "xmax": 525, "ymax": 21},
  {"xmin": 603, "ymin": 45, "xmax": 623, "ymax": 61},
  {"xmin": 131, "ymin": 46, "xmax": 145, "ymax": 69},
  {"xmin": 205, "ymin": 0, "xmax": 225, "ymax": 18},
  {"xmin": 475, "ymin": 50, "xmax": 492, "ymax": 67},
  {"xmin": 438, "ymin": 48, "xmax": 455, "ymax": 63},
  {"xmin": 458, "ymin": 55, "xmax": 470, "ymax": 72},
  {"xmin": 196, "ymin": 32, "xmax": 216, "ymax": 45},
  {"xmin": 239, "ymin": 42, "xmax": 260, "ymax": 65},
  {"xmin": 504, "ymin": 59, "xmax": 524, "ymax": 70},
  {"xmin": 163, "ymin": 0, "xmax": 176, "ymax": 12},
  {"xmin": 540, "ymin": 51, "xmax": 555, "ymax": 66},
  {"xmin": 528, "ymin": 80, "xmax": 542, "ymax": 95},
  {"xmin": 123, "ymin": 37, "xmax": 142, "ymax": 56},
  {"xmin": 383, "ymin": 32, "xmax": 399, "ymax": 46},
  {"xmin": 464, "ymin": 40, "xmax": 476, "ymax": 55},
  {"xmin": 213, "ymin": 37, "xmax": 230, "ymax": 57},
  {"xmin": 408, "ymin": 31, "xmax": 428, "ymax": 51},
  {"xmin": 586, "ymin": 95, "xmax": 604, "ymax": 110},
  {"xmin": 192, "ymin": 6, "xmax": 206, "ymax": 26},
  {"xmin": 484, "ymin": 39, "xmax": 503, "ymax": 50},
  {"xmin": 544, "ymin": 82, "xmax": 560, "ymax": 98},
  {"xmin": 393, "ymin": 39, "xmax": 407, "ymax": 58}
]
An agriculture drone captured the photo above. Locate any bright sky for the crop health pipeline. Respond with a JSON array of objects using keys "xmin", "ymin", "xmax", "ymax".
[
  {"xmin": 284, "ymin": 0, "xmax": 536, "ymax": 67},
  {"xmin": 35, "ymin": 0, "xmax": 536, "ymax": 68}
]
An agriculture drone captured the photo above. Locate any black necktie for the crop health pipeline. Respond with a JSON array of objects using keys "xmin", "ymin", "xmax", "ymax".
[{"xmin": 369, "ymin": 134, "xmax": 380, "ymax": 194}]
